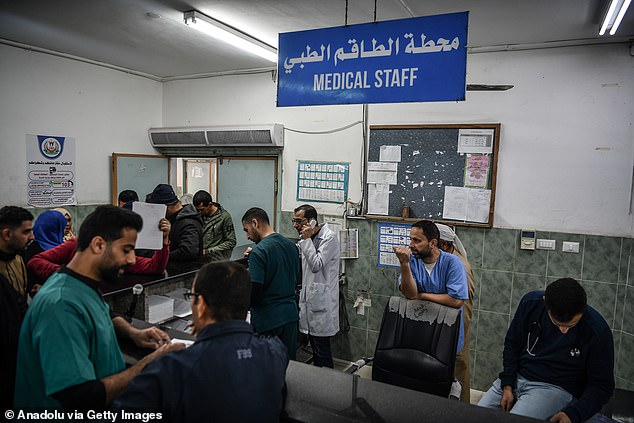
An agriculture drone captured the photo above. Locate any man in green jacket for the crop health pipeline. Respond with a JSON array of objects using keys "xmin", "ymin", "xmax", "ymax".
[{"xmin": 193, "ymin": 190, "xmax": 236, "ymax": 261}]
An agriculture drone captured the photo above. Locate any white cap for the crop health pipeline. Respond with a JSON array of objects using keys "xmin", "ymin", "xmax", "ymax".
[{"xmin": 435, "ymin": 223, "xmax": 468, "ymax": 259}]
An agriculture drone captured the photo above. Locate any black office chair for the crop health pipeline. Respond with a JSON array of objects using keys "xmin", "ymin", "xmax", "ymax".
[{"xmin": 371, "ymin": 296, "xmax": 461, "ymax": 398}]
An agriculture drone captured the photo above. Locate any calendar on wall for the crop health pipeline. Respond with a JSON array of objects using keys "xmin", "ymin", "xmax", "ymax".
[
  {"xmin": 296, "ymin": 160, "xmax": 349, "ymax": 204},
  {"xmin": 377, "ymin": 222, "xmax": 412, "ymax": 267}
]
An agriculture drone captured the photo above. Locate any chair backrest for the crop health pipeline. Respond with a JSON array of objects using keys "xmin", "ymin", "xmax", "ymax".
[{"xmin": 372, "ymin": 296, "xmax": 461, "ymax": 397}]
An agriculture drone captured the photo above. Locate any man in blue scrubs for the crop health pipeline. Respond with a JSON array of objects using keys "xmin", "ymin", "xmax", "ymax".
[{"xmin": 394, "ymin": 220, "xmax": 469, "ymax": 352}]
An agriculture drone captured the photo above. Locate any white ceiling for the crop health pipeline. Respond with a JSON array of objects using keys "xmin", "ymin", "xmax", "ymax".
[{"xmin": 1, "ymin": 0, "xmax": 633, "ymax": 80}]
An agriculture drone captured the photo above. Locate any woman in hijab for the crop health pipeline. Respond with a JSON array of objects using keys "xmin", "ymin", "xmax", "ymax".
[
  {"xmin": 24, "ymin": 210, "xmax": 67, "ymax": 295},
  {"xmin": 24, "ymin": 210, "xmax": 67, "ymax": 262},
  {"xmin": 52, "ymin": 207, "xmax": 75, "ymax": 241}
]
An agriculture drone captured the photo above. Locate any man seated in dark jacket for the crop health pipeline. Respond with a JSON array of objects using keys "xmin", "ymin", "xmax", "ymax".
[
  {"xmin": 148, "ymin": 184, "xmax": 203, "ymax": 261},
  {"xmin": 113, "ymin": 261, "xmax": 289, "ymax": 422},
  {"xmin": 478, "ymin": 278, "xmax": 614, "ymax": 423}
]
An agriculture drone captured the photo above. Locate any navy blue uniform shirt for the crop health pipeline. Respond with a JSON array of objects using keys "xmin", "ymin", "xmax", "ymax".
[
  {"xmin": 500, "ymin": 291, "xmax": 614, "ymax": 423},
  {"xmin": 113, "ymin": 320, "xmax": 288, "ymax": 422}
]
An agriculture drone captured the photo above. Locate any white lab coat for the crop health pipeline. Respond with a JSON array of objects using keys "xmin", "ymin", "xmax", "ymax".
[{"xmin": 297, "ymin": 223, "xmax": 340, "ymax": 337}]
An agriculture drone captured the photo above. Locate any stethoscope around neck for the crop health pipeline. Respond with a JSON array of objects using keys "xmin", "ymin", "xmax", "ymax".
[
  {"xmin": 525, "ymin": 308, "xmax": 582, "ymax": 358},
  {"xmin": 525, "ymin": 309, "xmax": 544, "ymax": 357},
  {"xmin": 526, "ymin": 321, "xmax": 542, "ymax": 356}
]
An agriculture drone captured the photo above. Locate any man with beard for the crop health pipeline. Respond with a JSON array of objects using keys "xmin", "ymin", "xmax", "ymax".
[
  {"xmin": 393, "ymin": 220, "xmax": 469, "ymax": 353},
  {"xmin": 0, "ymin": 206, "xmax": 34, "ymax": 410},
  {"xmin": 14, "ymin": 205, "xmax": 182, "ymax": 410},
  {"xmin": 292, "ymin": 204, "xmax": 340, "ymax": 368},
  {"xmin": 242, "ymin": 207, "xmax": 300, "ymax": 359}
]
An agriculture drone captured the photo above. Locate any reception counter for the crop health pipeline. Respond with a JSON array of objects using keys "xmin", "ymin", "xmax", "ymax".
[{"xmin": 103, "ymin": 244, "xmax": 252, "ymax": 320}]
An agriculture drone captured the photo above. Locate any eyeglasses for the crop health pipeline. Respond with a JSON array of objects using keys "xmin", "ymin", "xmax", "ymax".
[
  {"xmin": 291, "ymin": 218, "xmax": 308, "ymax": 225},
  {"xmin": 183, "ymin": 292, "xmax": 201, "ymax": 301}
]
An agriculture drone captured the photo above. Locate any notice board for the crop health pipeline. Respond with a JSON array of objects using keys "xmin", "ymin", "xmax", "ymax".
[{"xmin": 366, "ymin": 124, "xmax": 500, "ymax": 228}]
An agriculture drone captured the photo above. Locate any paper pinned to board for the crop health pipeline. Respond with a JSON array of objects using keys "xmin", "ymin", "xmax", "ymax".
[
  {"xmin": 367, "ymin": 183, "xmax": 390, "ymax": 215},
  {"xmin": 379, "ymin": 145, "xmax": 402, "ymax": 162},
  {"xmin": 442, "ymin": 186, "xmax": 491, "ymax": 223}
]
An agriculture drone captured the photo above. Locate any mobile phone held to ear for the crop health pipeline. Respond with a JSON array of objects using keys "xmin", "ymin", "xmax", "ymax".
[{"xmin": 309, "ymin": 219, "xmax": 317, "ymax": 228}]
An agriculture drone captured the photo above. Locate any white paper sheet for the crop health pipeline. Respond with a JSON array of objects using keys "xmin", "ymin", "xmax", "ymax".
[
  {"xmin": 442, "ymin": 186, "xmax": 468, "ymax": 220},
  {"xmin": 133, "ymin": 202, "xmax": 166, "ymax": 250},
  {"xmin": 457, "ymin": 129, "xmax": 494, "ymax": 154},
  {"xmin": 367, "ymin": 162, "xmax": 398, "ymax": 172},
  {"xmin": 379, "ymin": 145, "xmax": 402, "ymax": 162},
  {"xmin": 171, "ymin": 338, "xmax": 195, "ymax": 348},
  {"xmin": 339, "ymin": 228, "xmax": 359, "ymax": 259},
  {"xmin": 367, "ymin": 170, "xmax": 397, "ymax": 185},
  {"xmin": 466, "ymin": 189, "xmax": 492, "ymax": 223},
  {"xmin": 367, "ymin": 183, "xmax": 390, "ymax": 215}
]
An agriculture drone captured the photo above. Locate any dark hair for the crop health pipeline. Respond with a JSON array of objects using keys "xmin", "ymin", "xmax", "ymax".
[
  {"xmin": 77, "ymin": 205, "xmax": 143, "ymax": 251},
  {"xmin": 294, "ymin": 204, "xmax": 318, "ymax": 222},
  {"xmin": 0, "ymin": 206, "xmax": 34, "ymax": 230},
  {"xmin": 241, "ymin": 207, "xmax": 269, "ymax": 225},
  {"xmin": 411, "ymin": 220, "xmax": 440, "ymax": 243},
  {"xmin": 118, "ymin": 190, "xmax": 139, "ymax": 204},
  {"xmin": 194, "ymin": 261, "xmax": 252, "ymax": 321},
  {"xmin": 193, "ymin": 190, "xmax": 213, "ymax": 207},
  {"xmin": 544, "ymin": 278, "xmax": 587, "ymax": 322}
]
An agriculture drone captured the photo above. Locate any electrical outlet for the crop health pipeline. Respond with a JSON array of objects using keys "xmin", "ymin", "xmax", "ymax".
[
  {"xmin": 562, "ymin": 241, "xmax": 580, "ymax": 253},
  {"xmin": 536, "ymin": 239, "xmax": 556, "ymax": 250}
]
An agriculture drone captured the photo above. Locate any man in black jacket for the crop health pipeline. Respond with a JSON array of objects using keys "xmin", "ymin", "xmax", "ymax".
[
  {"xmin": 149, "ymin": 184, "xmax": 203, "ymax": 261},
  {"xmin": 478, "ymin": 278, "xmax": 614, "ymax": 423},
  {"xmin": 0, "ymin": 206, "xmax": 34, "ymax": 410}
]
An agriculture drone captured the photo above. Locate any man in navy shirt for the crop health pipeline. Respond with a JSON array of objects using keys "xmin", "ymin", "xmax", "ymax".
[
  {"xmin": 114, "ymin": 261, "xmax": 288, "ymax": 422},
  {"xmin": 478, "ymin": 278, "xmax": 614, "ymax": 423}
]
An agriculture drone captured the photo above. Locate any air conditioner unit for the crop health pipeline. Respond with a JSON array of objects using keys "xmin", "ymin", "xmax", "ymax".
[{"xmin": 149, "ymin": 124, "xmax": 284, "ymax": 155}]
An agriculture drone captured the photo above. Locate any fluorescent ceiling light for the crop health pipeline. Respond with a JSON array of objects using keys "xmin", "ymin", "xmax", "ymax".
[
  {"xmin": 184, "ymin": 10, "xmax": 277, "ymax": 63},
  {"xmin": 599, "ymin": 0, "xmax": 632, "ymax": 35}
]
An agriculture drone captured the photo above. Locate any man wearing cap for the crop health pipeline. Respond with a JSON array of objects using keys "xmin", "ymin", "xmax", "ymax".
[
  {"xmin": 149, "ymin": 184, "xmax": 203, "ymax": 261},
  {"xmin": 436, "ymin": 223, "xmax": 475, "ymax": 403}
]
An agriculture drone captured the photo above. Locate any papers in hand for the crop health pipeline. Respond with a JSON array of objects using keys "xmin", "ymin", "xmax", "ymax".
[
  {"xmin": 171, "ymin": 338, "xmax": 195, "ymax": 348},
  {"xmin": 132, "ymin": 202, "xmax": 166, "ymax": 250}
]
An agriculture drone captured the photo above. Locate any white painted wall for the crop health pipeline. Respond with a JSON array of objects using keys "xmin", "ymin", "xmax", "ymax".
[
  {"xmin": 1, "ymin": 43, "xmax": 632, "ymax": 236},
  {"xmin": 0, "ymin": 44, "xmax": 162, "ymax": 205},
  {"xmin": 163, "ymin": 43, "xmax": 634, "ymax": 237}
]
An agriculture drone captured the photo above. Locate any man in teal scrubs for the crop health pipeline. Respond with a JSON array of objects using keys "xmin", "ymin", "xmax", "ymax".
[
  {"xmin": 14, "ymin": 205, "xmax": 182, "ymax": 410},
  {"xmin": 242, "ymin": 207, "xmax": 300, "ymax": 359}
]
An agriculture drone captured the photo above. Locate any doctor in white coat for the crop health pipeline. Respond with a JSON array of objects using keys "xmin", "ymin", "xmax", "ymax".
[{"xmin": 293, "ymin": 204, "xmax": 340, "ymax": 368}]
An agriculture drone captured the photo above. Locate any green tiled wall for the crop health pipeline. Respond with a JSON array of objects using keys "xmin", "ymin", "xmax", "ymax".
[{"xmin": 281, "ymin": 211, "xmax": 634, "ymax": 392}]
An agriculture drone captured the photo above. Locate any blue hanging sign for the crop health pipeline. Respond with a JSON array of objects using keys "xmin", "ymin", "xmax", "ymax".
[{"xmin": 277, "ymin": 11, "xmax": 468, "ymax": 107}]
